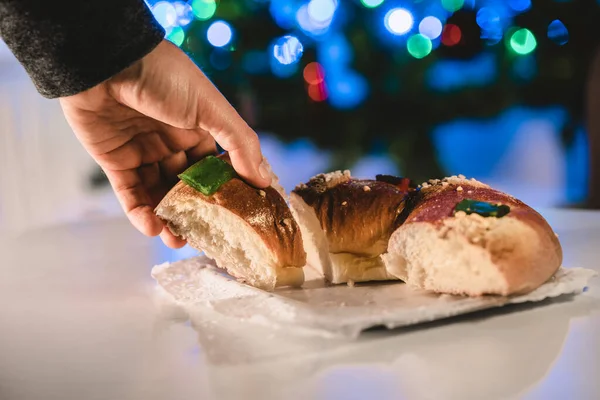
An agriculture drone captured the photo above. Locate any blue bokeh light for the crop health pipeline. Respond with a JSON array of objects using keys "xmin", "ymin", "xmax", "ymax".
[
  {"xmin": 548, "ymin": 19, "xmax": 569, "ymax": 45},
  {"xmin": 152, "ymin": 2, "xmax": 177, "ymax": 29},
  {"xmin": 207, "ymin": 21, "xmax": 233, "ymax": 47},
  {"xmin": 326, "ymin": 70, "xmax": 369, "ymax": 109},
  {"xmin": 426, "ymin": 53, "xmax": 497, "ymax": 92},
  {"xmin": 307, "ymin": 0, "xmax": 337, "ymax": 23},
  {"xmin": 317, "ymin": 33, "xmax": 353, "ymax": 71},
  {"xmin": 507, "ymin": 0, "xmax": 531, "ymax": 12},
  {"xmin": 476, "ymin": 7, "xmax": 501, "ymax": 31},
  {"xmin": 269, "ymin": 0, "xmax": 299, "ymax": 29},
  {"xmin": 272, "ymin": 35, "xmax": 304, "ymax": 65},
  {"xmin": 172, "ymin": 1, "xmax": 194, "ymax": 26},
  {"xmin": 384, "ymin": 8, "xmax": 414, "ymax": 36},
  {"xmin": 419, "ymin": 16, "xmax": 443, "ymax": 40}
]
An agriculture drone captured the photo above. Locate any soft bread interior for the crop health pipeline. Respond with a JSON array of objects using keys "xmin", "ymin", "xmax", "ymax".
[
  {"xmin": 329, "ymin": 253, "xmax": 398, "ymax": 284},
  {"xmin": 290, "ymin": 192, "xmax": 398, "ymax": 284},
  {"xmin": 289, "ymin": 193, "xmax": 332, "ymax": 279},
  {"xmin": 157, "ymin": 197, "xmax": 304, "ymax": 291},
  {"xmin": 382, "ymin": 212, "xmax": 550, "ymax": 296}
]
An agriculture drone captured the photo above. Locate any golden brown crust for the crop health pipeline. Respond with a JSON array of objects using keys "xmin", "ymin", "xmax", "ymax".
[
  {"xmin": 293, "ymin": 174, "xmax": 410, "ymax": 257},
  {"xmin": 157, "ymin": 154, "xmax": 306, "ymax": 269}
]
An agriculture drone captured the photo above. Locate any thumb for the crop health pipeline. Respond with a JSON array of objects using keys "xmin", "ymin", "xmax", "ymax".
[{"xmin": 109, "ymin": 40, "xmax": 271, "ymax": 188}]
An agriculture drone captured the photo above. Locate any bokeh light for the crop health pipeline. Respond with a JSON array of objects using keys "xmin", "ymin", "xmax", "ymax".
[
  {"xmin": 173, "ymin": 1, "xmax": 194, "ymax": 26},
  {"xmin": 476, "ymin": 7, "xmax": 501, "ymax": 31},
  {"xmin": 507, "ymin": 0, "xmax": 531, "ymax": 13},
  {"xmin": 441, "ymin": 0, "xmax": 465, "ymax": 13},
  {"xmin": 326, "ymin": 71, "xmax": 368, "ymax": 109},
  {"xmin": 308, "ymin": 82, "xmax": 328, "ymax": 102},
  {"xmin": 407, "ymin": 34, "xmax": 433, "ymax": 59},
  {"xmin": 273, "ymin": 35, "xmax": 304, "ymax": 65},
  {"xmin": 304, "ymin": 62, "xmax": 325, "ymax": 85},
  {"xmin": 548, "ymin": 19, "xmax": 569, "ymax": 45},
  {"xmin": 509, "ymin": 28, "xmax": 537, "ymax": 55},
  {"xmin": 269, "ymin": 0, "xmax": 298, "ymax": 29},
  {"xmin": 419, "ymin": 16, "xmax": 443, "ymax": 40},
  {"xmin": 441, "ymin": 24, "xmax": 461, "ymax": 46},
  {"xmin": 191, "ymin": 0, "xmax": 217, "ymax": 21},
  {"xmin": 152, "ymin": 2, "xmax": 177, "ymax": 29},
  {"xmin": 307, "ymin": 0, "xmax": 337, "ymax": 24},
  {"xmin": 384, "ymin": 8, "xmax": 414, "ymax": 36},
  {"xmin": 167, "ymin": 26, "xmax": 185, "ymax": 46},
  {"xmin": 360, "ymin": 0, "xmax": 384, "ymax": 8},
  {"xmin": 207, "ymin": 21, "xmax": 233, "ymax": 48}
]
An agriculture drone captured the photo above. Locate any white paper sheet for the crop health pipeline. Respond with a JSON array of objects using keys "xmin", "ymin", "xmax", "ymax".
[{"xmin": 151, "ymin": 256, "xmax": 597, "ymax": 339}]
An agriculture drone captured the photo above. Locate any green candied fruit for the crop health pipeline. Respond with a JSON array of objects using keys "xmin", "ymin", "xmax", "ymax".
[
  {"xmin": 178, "ymin": 156, "xmax": 237, "ymax": 196},
  {"xmin": 454, "ymin": 199, "xmax": 510, "ymax": 218}
]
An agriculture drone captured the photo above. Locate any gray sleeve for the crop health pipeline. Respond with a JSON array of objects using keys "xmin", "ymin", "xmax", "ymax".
[{"xmin": 0, "ymin": 0, "xmax": 165, "ymax": 98}]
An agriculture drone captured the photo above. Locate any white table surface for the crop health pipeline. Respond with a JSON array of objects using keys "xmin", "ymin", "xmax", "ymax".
[{"xmin": 0, "ymin": 209, "xmax": 599, "ymax": 400}]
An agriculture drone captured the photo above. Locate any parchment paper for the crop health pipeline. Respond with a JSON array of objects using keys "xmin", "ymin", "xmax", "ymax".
[{"xmin": 151, "ymin": 256, "xmax": 597, "ymax": 339}]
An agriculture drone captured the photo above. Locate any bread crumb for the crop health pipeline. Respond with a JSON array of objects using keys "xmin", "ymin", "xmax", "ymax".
[
  {"xmin": 428, "ymin": 179, "xmax": 441, "ymax": 185},
  {"xmin": 363, "ymin": 185, "xmax": 371, "ymax": 192},
  {"xmin": 468, "ymin": 190, "xmax": 473, "ymax": 194},
  {"xmin": 347, "ymin": 280, "xmax": 355, "ymax": 287},
  {"xmin": 442, "ymin": 182, "xmax": 449, "ymax": 187},
  {"xmin": 457, "ymin": 186, "xmax": 463, "ymax": 192},
  {"xmin": 258, "ymin": 190, "xmax": 266, "ymax": 197},
  {"xmin": 282, "ymin": 218, "xmax": 292, "ymax": 228},
  {"xmin": 342, "ymin": 201, "xmax": 348, "ymax": 206},
  {"xmin": 458, "ymin": 174, "xmax": 466, "ymax": 179},
  {"xmin": 454, "ymin": 211, "xmax": 467, "ymax": 218}
]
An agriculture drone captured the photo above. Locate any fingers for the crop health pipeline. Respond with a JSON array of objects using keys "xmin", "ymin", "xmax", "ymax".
[
  {"xmin": 159, "ymin": 151, "xmax": 188, "ymax": 184},
  {"xmin": 210, "ymin": 125, "xmax": 271, "ymax": 188},
  {"xmin": 160, "ymin": 226, "xmax": 187, "ymax": 249},
  {"xmin": 103, "ymin": 169, "xmax": 163, "ymax": 237}
]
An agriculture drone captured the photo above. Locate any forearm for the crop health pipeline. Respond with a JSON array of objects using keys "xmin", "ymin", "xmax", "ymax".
[{"xmin": 0, "ymin": 0, "xmax": 164, "ymax": 98}]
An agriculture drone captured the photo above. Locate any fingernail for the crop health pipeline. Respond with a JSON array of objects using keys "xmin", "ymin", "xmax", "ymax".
[{"xmin": 258, "ymin": 159, "xmax": 271, "ymax": 182}]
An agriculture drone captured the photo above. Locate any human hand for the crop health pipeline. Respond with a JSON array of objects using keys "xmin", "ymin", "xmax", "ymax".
[{"xmin": 59, "ymin": 40, "xmax": 271, "ymax": 248}]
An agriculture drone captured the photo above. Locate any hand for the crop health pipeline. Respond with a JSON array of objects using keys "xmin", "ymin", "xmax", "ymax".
[{"xmin": 59, "ymin": 40, "xmax": 271, "ymax": 248}]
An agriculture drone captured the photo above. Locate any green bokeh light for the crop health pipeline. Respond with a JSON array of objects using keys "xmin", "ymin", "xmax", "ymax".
[
  {"xmin": 191, "ymin": 0, "xmax": 217, "ymax": 21},
  {"xmin": 360, "ymin": 0, "xmax": 384, "ymax": 8},
  {"xmin": 407, "ymin": 34, "xmax": 432, "ymax": 59},
  {"xmin": 509, "ymin": 28, "xmax": 537, "ymax": 55},
  {"xmin": 441, "ymin": 0, "xmax": 465, "ymax": 12},
  {"xmin": 167, "ymin": 26, "xmax": 185, "ymax": 47}
]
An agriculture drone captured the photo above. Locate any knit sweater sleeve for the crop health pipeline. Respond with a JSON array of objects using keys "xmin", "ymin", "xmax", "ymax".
[{"xmin": 0, "ymin": 0, "xmax": 165, "ymax": 98}]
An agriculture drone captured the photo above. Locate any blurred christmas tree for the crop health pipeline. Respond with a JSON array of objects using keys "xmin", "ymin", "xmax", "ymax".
[{"xmin": 145, "ymin": 0, "xmax": 599, "ymax": 182}]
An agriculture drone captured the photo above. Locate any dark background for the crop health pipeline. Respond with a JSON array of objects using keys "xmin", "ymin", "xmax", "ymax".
[{"xmin": 145, "ymin": 0, "xmax": 600, "ymax": 207}]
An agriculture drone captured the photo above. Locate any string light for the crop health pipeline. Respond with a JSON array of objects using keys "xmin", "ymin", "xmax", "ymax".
[
  {"xmin": 548, "ymin": 20, "xmax": 569, "ymax": 45},
  {"xmin": 419, "ymin": 16, "xmax": 443, "ymax": 40},
  {"xmin": 167, "ymin": 26, "xmax": 185, "ymax": 46},
  {"xmin": 308, "ymin": 82, "xmax": 328, "ymax": 102},
  {"xmin": 509, "ymin": 28, "xmax": 536, "ymax": 55},
  {"xmin": 273, "ymin": 35, "xmax": 304, "ymax": 65},
  {"xmin": 307, "ymin": 0, "xmax": 337, "ymax": 24},
  {"xmin": 442, "ymin": 24, "xmax": 461, "ymax": 46},
  {"xmin": 360, "ymin": 0, "xmax": 384, "ymax": 8},
  {"xmin": 173, "ymin": 1, "xmax": 194, "ymax": 26},
  {"xmin": 507, "ymin": 0, "xmax": 531, "ymax": 13},
  {"xmin": 441, "ymin": 0, "xmax": 464, "ymax": 13},
  {"xmin": 407, "ymin": 34, "xmax": 433, "ymax": 59},
  {"xmin": 207, "ymin": 21, "xmax": 233, "ymax": 47},
  {"xmin": 191, "ymin": 0, "xmax": 217, "ymax": 21},
  {"xmin": 384, "ymin": 8, "xmax": 414, "ymax": 36},
  {"xmin": 327, "ymin": 71, "xmax": 368, "ymax": 109},
  {"xmin": 152, "ymin": 2, "xmax": 177, "ymax": 29},
  {"xmin": 303, "ymin": 62, "xmax": 325, "ymax": 85}
]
